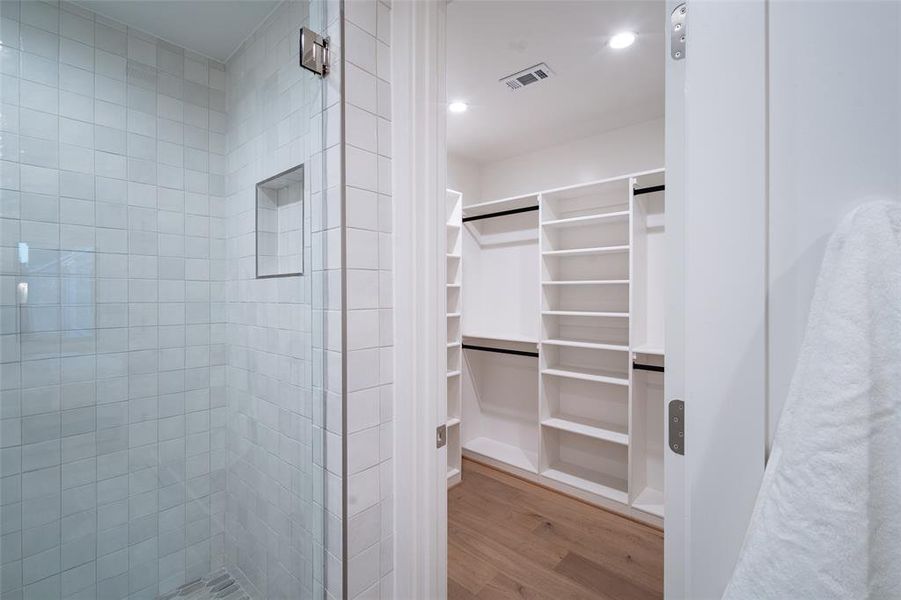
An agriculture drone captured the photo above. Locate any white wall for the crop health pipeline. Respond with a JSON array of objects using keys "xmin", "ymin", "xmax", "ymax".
[
  {"xmin": 447, "ymin": 153, "xmax": 481, "ymax": 205},
  {"xmin": 767, "ymin": 1, "xmax": 901, "ymax": 445},
  {"xmin": 476, "ymin": 118, "xmax": 663, "ymax": 200}
]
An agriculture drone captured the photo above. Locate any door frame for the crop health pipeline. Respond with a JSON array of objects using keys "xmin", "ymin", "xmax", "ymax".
[
  {"xmin": 392, "ymin": 1, "xmax": 449, "ymax": 599},
  {"xmin": 665, "ymin": 1, "xmax": 768, "ymax": 598},
  {"xmin": 392, "ymin": 1, "xmax": 769, "ymax": 598}
]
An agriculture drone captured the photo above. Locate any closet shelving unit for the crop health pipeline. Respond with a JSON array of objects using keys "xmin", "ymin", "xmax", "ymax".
[
  {"xmin": 446, "ymin": 189, "xmax": 464, "ymax": 487},
  {"xmin": 448, "ymin": 168, "xmax": 665, "ymax": 525},
  {"xmin": 458, "ymin": 192, "xmax": 542, "ymax": 476}
]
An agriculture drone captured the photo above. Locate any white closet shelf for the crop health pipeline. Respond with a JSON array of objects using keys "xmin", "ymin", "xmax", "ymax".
[
  {"xmin": 632, "ymin": 344, "xmax": 664, "ymax": 356},
  {"xmin": 541, "ymin": 467, "xmax": 628, "ymax": 505},
  {"xmin": 446, "ymin": 417, "xmax": 461, "ymax": 427},
  {"xmin": 542, "ymin": 339, "xmax": 629, "ymax": 352},
  {"xmin": 447, "ymin": 467, "xmax": 461, "ymax": 481},
  {"xmin": 447, "ymin": 342, "xmax": 461, "ymax": 348},
  {"xmin": 447, "ymin": 370, "xmax": 461, "ymax": 378},
  {"xmin": 541, "ymin": 418, "xmax": 629, "ymax": 446},
  {"xmin": 541, "ymin": 245, "xmax": 629, "ymax": 257},
  {"xmin": 542, "ymin": 310, "xmax": 629, "ymax": 318},
  {"xmin": 632, "ymin": 486, "xmax": 664, "ymax": 518},
  {"xmin": 462, "ymin": 333, "xmax": 539, "ymax": 345},
  {"xmin": 446, "ymin": 283, "xmax": 461, "ymax": 288},
  {"xmin": 541, "ymin": 280, "xmax": 629, "ymax": 286},
  {"xmin": 447, "ymin": 312, "xmax": 462, "ymax": 318},
  {"xmin": 464, "ymin": 437, "xmax": 539, "ymax": 473},
  {"xmin": 446, "ymin": 222, "xmax": 461, "ymax": 228},
  {"xmin": 461, "ymin": 193, "xmax": 539, "ymax": 219},
  {"xmin": 542, "ymin": 367, "xmax": 629, "ymax": 387},
  {"xmin": 541, "ymin": 210, "xmax": 630, "ymax": 229}
]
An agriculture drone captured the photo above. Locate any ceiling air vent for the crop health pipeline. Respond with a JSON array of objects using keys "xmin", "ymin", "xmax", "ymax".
[{"xmin": 500, "ymin": 63, "xmax": 554, "ymax": 91}]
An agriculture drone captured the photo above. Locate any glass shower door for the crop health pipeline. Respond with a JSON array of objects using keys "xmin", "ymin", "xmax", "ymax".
[{"xmin": 0, "ymin": 0, "xmax": 340, "ymax": 598}]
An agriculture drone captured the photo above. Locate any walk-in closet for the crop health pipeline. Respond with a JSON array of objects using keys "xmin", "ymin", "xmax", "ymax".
[{"xmin": 443, "ymin": 2, "xmax": 666, "ymax": 597}]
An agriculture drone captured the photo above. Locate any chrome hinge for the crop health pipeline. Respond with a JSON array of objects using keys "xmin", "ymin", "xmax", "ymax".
[
  {"xmin": 669, "ymin": 399, "xmax": 684, "ymax": 455},
  {"xmin": 671, "ymin": 3, "xmax": 687, "ymax": 60},
  {"xmin": 436, "ymin": 424, "xmax": 447, "ymax": 449},
  {"xmin": 300, "ymin": 27, "xmax": 330, "ymax": 77}
]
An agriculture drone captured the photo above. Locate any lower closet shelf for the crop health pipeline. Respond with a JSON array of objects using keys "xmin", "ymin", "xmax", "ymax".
[
  {"xmin": 447, "ymin": 467, "xmax": 461, "ymax": 481},
  {"xmin": 463, "ymin": 437, "xmax": 539, "ymax": 473},
  {"xmin": 632, "ymin": 486, "xmax": 664, "ymax": 518},
  {"xmin": 541, "ymin": 418, "xmax": 629, "ymax": 445},
  {"xmin": 541, "ymin": 468, "xmax": 629, "ymax": 505}
]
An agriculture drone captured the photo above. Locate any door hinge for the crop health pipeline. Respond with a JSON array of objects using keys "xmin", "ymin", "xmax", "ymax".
[
  {"xmin": 669, "ymin": 399, "xmax": 684, "ymax": 455},
  {"xmin": 436, "ymin": 424, "xmax": 447, "ymax": 449},
  {"xmin": 671, "ymin": 3, "xmax": 687, "ymax": 60},
  {"xmin": 300, "ymin": 27, "xmax": 330, "ymax": 77}
]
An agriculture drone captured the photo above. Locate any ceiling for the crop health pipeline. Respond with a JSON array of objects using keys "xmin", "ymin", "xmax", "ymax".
[
  {"xmin": 447, "ymin": 0, "xmax": 665, "ymax": 163},
  {"xmin": 74, "ymin": 1, "xmax": 281, "ymax": 62}
]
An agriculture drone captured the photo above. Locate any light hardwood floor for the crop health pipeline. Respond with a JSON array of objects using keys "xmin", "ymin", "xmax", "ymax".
[{"xmin": 448, "ymin": 458, "xmax": 663, "ymax": 600}]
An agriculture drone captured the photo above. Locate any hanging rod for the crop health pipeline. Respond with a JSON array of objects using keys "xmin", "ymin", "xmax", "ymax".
[
  {"xmin": 633, "ymin": 362, "xmax": 664, "ymax": 372},
  {"xmin": 462, "ymin": 344, "xmax": 539, "ymax": 358},
  {"xmin": 633, "ymin": 184, "xmax": 665, "ymax": 196},
  {"xmin": 462, "ymin": 205, "xmax": 539, "ymax": 223}
]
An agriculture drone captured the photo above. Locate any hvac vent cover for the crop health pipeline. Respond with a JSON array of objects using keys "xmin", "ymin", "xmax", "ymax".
[{"xmin": 500, "ymin": 63, "xmax": 554, "ymax": 91}]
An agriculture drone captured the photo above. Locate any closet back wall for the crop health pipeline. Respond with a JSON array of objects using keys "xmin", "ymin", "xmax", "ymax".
[{"xmin": 449, "ymin": 118, "xmax": 663, "ymax": 204}]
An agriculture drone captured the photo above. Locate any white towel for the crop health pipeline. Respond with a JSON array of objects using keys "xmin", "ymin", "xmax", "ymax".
[{"xmin": 724, "ymin": 200, "xmax": 901, "ymax": 599}]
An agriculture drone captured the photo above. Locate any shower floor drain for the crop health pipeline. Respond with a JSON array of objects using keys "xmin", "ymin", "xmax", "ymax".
[{"xmin": 158, "ymin": 570, "xmax": 249, "ymax": 600}]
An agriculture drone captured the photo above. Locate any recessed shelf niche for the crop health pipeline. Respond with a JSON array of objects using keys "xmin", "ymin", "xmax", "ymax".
[{"xmin": 256, "ymin": 164, "xmax": 304, "ymax": 278}]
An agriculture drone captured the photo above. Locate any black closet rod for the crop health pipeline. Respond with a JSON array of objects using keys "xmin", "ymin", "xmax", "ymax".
[
  {"xmin": 462, "ymin": 344, "xmax": 539, "ymax": 358},
  {"xmin": 462, "ymin": 205, "xmax": 539, "ymax": 223},
  {"xmin": 633, "ymin": 362, "xmax": 665, "ymax": 373},
  {"xmin": 633, "ymin": 184, "xmax": 665, "ymax": 196}
]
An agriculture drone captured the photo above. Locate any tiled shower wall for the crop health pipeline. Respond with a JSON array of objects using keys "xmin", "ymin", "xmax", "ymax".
[
  {"xmin": 223, "ymin": 1, "xmax": 342, "ymax": 599},
  {"xmin": 343, "ymin": 1, "xmax": 394, "ymax": 598},
  {"xmin": 0, "ymin": 1, "xmax": 227, "ymax": 598}
]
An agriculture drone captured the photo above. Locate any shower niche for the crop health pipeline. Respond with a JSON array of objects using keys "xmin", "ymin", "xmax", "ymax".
[{"xmin": 256, "ymin": 164, "xmax": 305, "ymax": 277}]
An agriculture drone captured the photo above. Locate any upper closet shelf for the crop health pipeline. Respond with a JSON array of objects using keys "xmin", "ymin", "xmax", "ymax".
[
  {"xmin": 542, "ymin": 245, "xmax": 630, "ymax": 257},
  {"xmin": 461, "ymin": 193, "xmax": 539, "ymax": 221},
  {"xmin": 542, "ymin": 210, "xmax": 630, "ymax": 229},
  {"xmin": 463, "ymin": 333, "xmax": 539, "ymax": 345}
]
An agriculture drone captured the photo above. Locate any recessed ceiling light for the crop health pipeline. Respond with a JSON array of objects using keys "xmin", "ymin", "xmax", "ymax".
[
  {"xmin": 609, "ymin": 31, "xmax": 636, "ymax": 49},
  {"xmin": 449, "ymin": 101, "xmax": 468, "ymax": 113}
]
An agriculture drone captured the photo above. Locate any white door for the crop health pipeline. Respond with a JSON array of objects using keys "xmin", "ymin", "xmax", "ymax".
[{"xmin": 665, "ymin": 2, "xmax": 767, "ymax": 598}]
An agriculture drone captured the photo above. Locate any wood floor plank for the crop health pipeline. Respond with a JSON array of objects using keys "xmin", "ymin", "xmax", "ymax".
[
  {"xmin": 449, "ymin": 458, "xmax": 663, "ymax": 600},
  {"xmin": 449, "ymin": 537, "xmax": 499, "ymax": 595},
  {"xmin": 553, "ymin": 552, "xmax": 660, "ymax": 600},
  {"xmin": 450, "ymin": 577, "xmax": 481, "ymax": 600},
  {"xmin": 476, "ymin": 573, "xmax": 560, "ymax": 600}
]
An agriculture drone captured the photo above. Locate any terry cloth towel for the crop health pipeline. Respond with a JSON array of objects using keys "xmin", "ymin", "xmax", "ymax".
[{"xmin": 724, "ymin": 200, "xmax": 901, "ymax": 599}]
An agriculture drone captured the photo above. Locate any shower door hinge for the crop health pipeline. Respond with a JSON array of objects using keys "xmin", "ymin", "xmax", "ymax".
[
  {"xmin": 669, "ymin": 399, "xmax": 685, "ymax": 455},
  {"xmin": 671, "ymin": 3, "xmax": 687, "ymax": 60},
  {"xmin": 436, "ymin": 424, "xmax": 447, "ymax": 449},
  {"xmin": 300, "ymin": 27, "xmax": 330, "ymax": 77}
]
